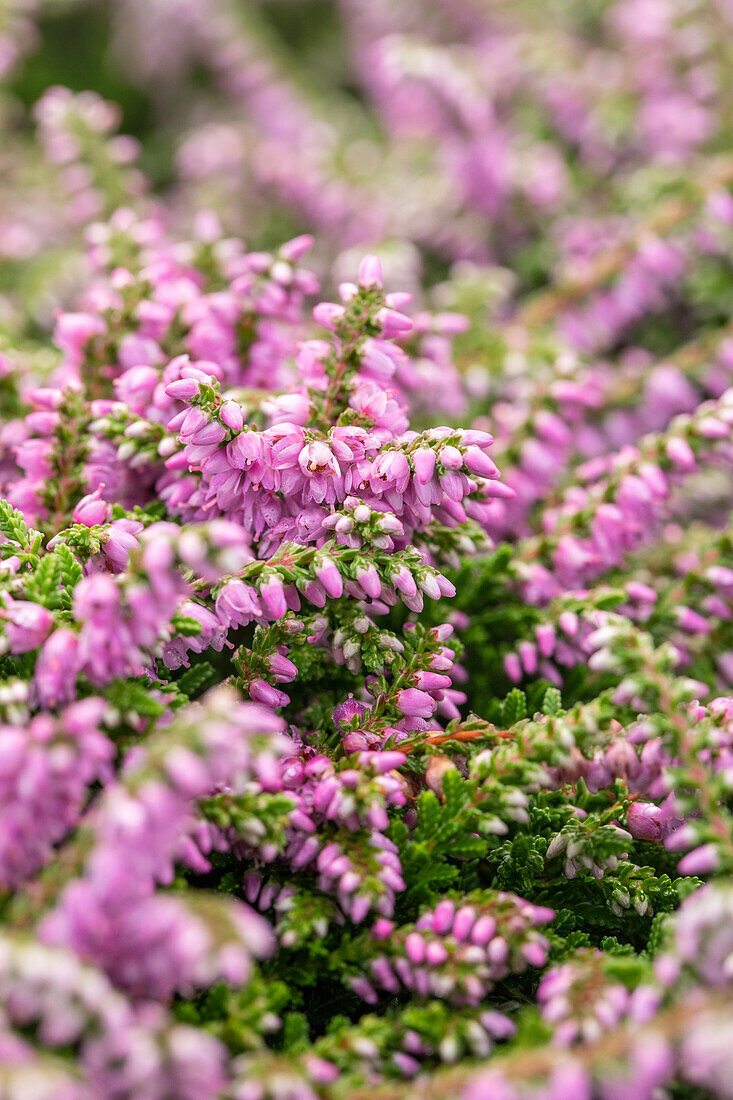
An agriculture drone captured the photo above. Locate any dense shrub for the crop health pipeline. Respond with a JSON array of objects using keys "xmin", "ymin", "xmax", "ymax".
[{"xmin": 1, "ymin": 2, "xmax": 733, "ymax": 1097}]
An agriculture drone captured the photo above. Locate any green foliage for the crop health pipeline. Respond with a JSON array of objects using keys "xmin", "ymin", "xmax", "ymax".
[
  {"xmin": 541, "ymin": 687, "xmax": 563, "ymax": 716},
  {"xmin": 0, "ymin": 498, "xmax": 42, "ymax": 562},
  {"xmin": 104, "ymin": 678, "xmax": 168, "ymax": 723},
  {"xmin": 174, "ymin": 661, "xmax": 220, "ymax": 699},
  {"xmin": 500, "ymin": 689, "xmax": 528, "ymax": 726}
]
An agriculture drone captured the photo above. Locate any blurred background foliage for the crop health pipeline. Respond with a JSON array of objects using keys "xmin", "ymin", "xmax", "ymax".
[{"xmin": 6, "ymin": 0, "xmax": 349, "ymax": 191}]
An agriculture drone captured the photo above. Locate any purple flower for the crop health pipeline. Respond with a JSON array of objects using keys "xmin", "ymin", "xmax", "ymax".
[
  {"xmin": 260, "ymin": 576, "xmax": 287, "ymax": 620},
  {"xmin": 73, "ymin": 485, "xmax": 110, "ymax": 526},
  {"xmin": 357, "ymin": 255, "xmax": 383, "ymax": 289},
  {"xmin": 332, "ymin": 697, "xmax": 368, "ymax": 729},
  {"xmin": 33, "ymin": 628, "xmax": 81, "ymax": 708},
  {"xmin": 395, "ymin": 689, "xmax": 437, "ymax": 718},
  {"xmin": 1, "ymin": 599, "xmax": 53, "ymax": 653}
]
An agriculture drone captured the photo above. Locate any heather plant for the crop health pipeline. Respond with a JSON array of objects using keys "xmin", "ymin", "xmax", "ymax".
[{"xmin": 1, "ymin": 1, "xmax": 733, "ymax": 1098}]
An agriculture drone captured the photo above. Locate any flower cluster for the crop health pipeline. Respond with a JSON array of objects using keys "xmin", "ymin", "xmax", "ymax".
[{"xmin": 1, "ymin": 1, "xmax": 733, "ymax": 1096}]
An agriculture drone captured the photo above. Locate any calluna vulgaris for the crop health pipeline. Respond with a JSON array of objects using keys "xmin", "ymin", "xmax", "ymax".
[{"xmin": 2, "ymin": 1, "xmax": 733, "ymax": 1097}]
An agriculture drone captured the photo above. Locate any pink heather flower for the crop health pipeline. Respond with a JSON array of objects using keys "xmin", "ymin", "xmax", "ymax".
[
  {"xmin": 73, "ymin": 573, "xmax": 120, "ymax": 623},
  {"xmin": 54, "ymin": 311, "xmax": 105, "ymax": 358},
  {"xmin": 313, "ymin": 302, "xmax": 345, "ymax": 330},
  {"xmin": 188, "ymin": 420, "xmax": 227, "ymax": 447},
  {"xmin": 265, "ymin": 392, "xmax": 312, "ymax": 425},
  {"xmin": 33, "ymin": 628, "xmax": 81, "ymax": 708},
  {"xmin": 295, "ymin": 340, "xmax": 330, "ymax": 379},
  {"xmin": 260, "ymin": 577, "xmax": 288, "ymax": 620},
  {"xmin": 220, "ymin": 401, "xmax": 244, "ymax": 431},
  {"xmin": 536, "ymin": 623, "xmax": 556, "ymax": 657},
  {"xmin": 412, "ymin": 447, "xmax": 436, "ymax": 484},
  {"xmin": 298, "ymin": 441, "xmax": 340, "ymax": 478},
  {"xmin": 384, "ymin": 292, "xmax": 412, "ymax": 310},
  {"xmin": 1, "ymin": 600, "xmax": 53, "ymax": 653},
  {"xmin": 361, "ymin": 340, "xmax": 397, "ymax": 382},
  {"xmin": 227, "ymin": 430, "xmax": 264, "ymax": 469},
  {"xmin": 678, "ymin": 844, "xmax": 720, "ymax": 876},
  {"xmin": 266, "ymin": 653, "xmax": 298, "ymax": 682},
  {"xmin": 315, "ymin": 557, "xmax": 343, "ymax": 598},
  {"xmin": 462, "ymin": 446, "xmax": 500, "ymax": 479},
  {"xmin": 376, "ymin": 307, "xmax": 413, "ymax": 337},
  {"xmin": 118, "ymin": 334, "xmax": 163, "ymax": 371},
  {"xmin": 279, "ymin": 234, "xmax": 314, "ymax": 262},
  {"xmin": 559, "ymin": 610, "xmax": 579, "ymax": 636},
  {"xmin": 358, "ymin": 750, "xmax": 407, "ymax": 774},
  {"xmin": 249, "ymin": 679, "xmax": 289, "ymax": 708},
  {"xmin": 356, "ymin": 564, "xmax": 381, "ymax": 599},
  {"xmin": 665, "ymin": 436, "xmax": 696, "ymax": 470},
  {"xmin": 357, "ymin": 254, "xmax": 383, "ymax": 289},
  {"xmin": 627, "ymin": 801, "xmax": 668, "ymax": 841},
  {"xmin": 101, "ymin": 521, "xmax": 142, "ymax": 572},
  {"xmin": 414, "ymin": 670, "xmax": 452, "ymax": 691},
  {"xmin": 390, "ymin": 565, "xmax": 417, "ymax": 598},
  {"xmin": 342, "ymin": 731, "xmax": 371, "ymax": 753},
  {"xmin": 504, "ymin": 652, "xmax": 522, "ymax": 683},
  {"xmin": 674, "ymin": 606, "xmax": 710, "ymax": 634},
  {"xmin": 332, "ymin": 697, "xmax": 369, "ymax": 729},
  {"xmin": 672, "ymin": 884, "xmax": 733, "ymax": 988},
  {"xmin": 338, "ymin": 281, "xmax": 358, "ymax": 304},
  {"xmin": 518, "ymin": 641, "xmax": 538, "ymax": 676},
  {"xmin": 114, "ymin": 364, "xmax": 160, "ymax": 410},
  {"xmin": 215, "ymin": 580, "xmax": 261, "ymax": 627},
  {"xmin": 395, "ymin": 688, "xmax": 437, "ymax": 718},
  {"xmin": 165, "ymin": 377, "xmax": 201, "ymax": 401},
  {"xmin": 371, "ymin": 451, "xmax": 410, "ymax": 494},
  {"xmin": 73, "ymin": 485, "xmax": 110, "ymax": 526}
]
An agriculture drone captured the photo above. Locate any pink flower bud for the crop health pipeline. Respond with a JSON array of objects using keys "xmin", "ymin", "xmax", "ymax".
[
  {"xmin": 356, "ymin": 564, "xmax": 382, "ymax": 599},
  {"xmin": 396, "ymin": 688, "xmax": 436, "ymax": 718},
  {"xmin": 357, "ymin": 255, "xmax": 383, "ymax": 289},
  {"xmin": 343, "ymin": 732, "xmax": 370, "ymax": 753},
  {"xmin": 267, "ymin": 653, "xmax": 298, "ymax": 682},
  {"xmin": 73, "ymin": 486, "xmax": 110, "ymax": 526},
  {"xmin": 249, "ymin": 679, "xmax": 288, "ymax": 708},
  {"xmin": 665, "ymin": 436, "xmax": 696, "ymax": 471},
  {"xmin": 677, "ymin": 843, "xmax": 719, "ymax": 876},
  {"xmin": 313, "ymin": 302, "xmax": 345, "ymax": 330},
  {"xmin": 315, "ymin": 557, "xmax": 343, "ymax": 599},
  {"xmin": 627, "ymin": 802, "xmax": 665, "ymax": 841},
  {"xmin": 414, "ymin": 670, "xmax": 452, "ymax": 691},
  {"xmin": 220, "ymin": 401, "xmax": 244, "ymax": 431},
  {"xmin": 280, "ymin": 234, "xmax": 314, "ymax": 262},
  {"xmin": 452, "ymin": 906, "xmax": 476, "ymax": 941},
  {"xmin": 376, "ymin": 308, "xmax": 413, "ymax": 337},
  {"xmin": 405, "ymin": 932, "xmax": 425, "ymax": 964},
  {"xmin": 2, "ymin": 600, "xmax": 53, "ymax": 653},
  {"xmin": 165, "ymin": 377, "xmax": 201, "ymax": 401},
  {"xmin": 536, "ymin": 623, "xmax": 556, "ymax": 657},
  {"xmin": 463, "ymin": 445, "xmax": 500, "ymax": 479},
  {"xmin": 412, "ymin": 447, "xmax": 436, "ymax": 483},
  {"xmin": 260, "ymin": 577, "xmax": 287, "ymax": 620},
  {"xmin": 504, "ymin": 653, "xmax": 522, "ymax": 683},
  {"xmin": 384, "ymin": 291, "xmax": 412, "ymax": 309}
]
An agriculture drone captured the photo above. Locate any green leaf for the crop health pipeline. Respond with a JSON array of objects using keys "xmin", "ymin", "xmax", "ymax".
[
  {"xmin": 0, "ymin": 498, "xmax": 29, "ymax": 548},
  {"xmin": 105, "ymin": 678, "xmax": 167, "ymax": 719},
  {"xmin": 172, "ymin": 614, "xmax": 203, "ymax": 635},
  {"xmin": 413, "ymin": 790, "xmax": 442, "ymax": 841},
  {"xmin": 23, "ymin": 552, "xmax": 63, "ymax": 609},
  {"xmin": 542, "ymin": 686, "xmax": 563, "ymax": 716},
  {"xmin": 175, "ymin": 662, "xmax": 219, "ymax": 698},
  {"xmin": 501, "ymin": 689, "xmax": 527, "ymax": 726},
  {"xmin": 441, "ymin": 767, "xmax": 467, "ymax": 821},
  {"xmin": 55, "ymin": 543, "xmax": 83, "ymax": 592}
]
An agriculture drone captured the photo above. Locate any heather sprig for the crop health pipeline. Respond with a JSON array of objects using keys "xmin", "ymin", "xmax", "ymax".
[{"xmin": 3, "ymin": 6, "xmax": 733, "ymax": 1094}]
